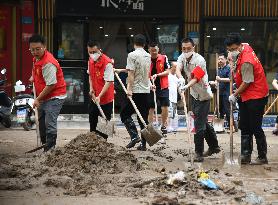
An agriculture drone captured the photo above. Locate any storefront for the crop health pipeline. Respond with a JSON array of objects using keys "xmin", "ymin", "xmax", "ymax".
[{"xmin": 53, "ymin": 0, "xmax": 184, "ymax": 113}]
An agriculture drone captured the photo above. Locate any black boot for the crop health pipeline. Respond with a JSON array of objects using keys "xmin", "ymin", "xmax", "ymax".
[
  {"xmin": 241, "ymin": 135, "xmax": 252, "ymax": 164},
  {"xmin": 40, "ymin": 135, "xmax": 46, "ymax": 145},
  {"xmin": 253, "ymin": 133, "xmax": 268, "ymax": 165},
  {"xmin": 44, "ymin": 134, "xmax": 57, "ymax": 152},
  {"xmin": 124, "ymin": 118, "xmax": 141, "ymax": 148}
]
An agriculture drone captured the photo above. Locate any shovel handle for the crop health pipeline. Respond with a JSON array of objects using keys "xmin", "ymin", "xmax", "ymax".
[
  {"xmin": 151, "ymin": 78, "xmax": 159, "ymax": 124},
  {"xmin": 91, "ymin": 93, "xmax": 108, "ymax": 121},
  {"xmin": 263, "ymin": 96, "xmax": 278, "ymax": 117},
  {"xmin": 33, "ymin": 83, "xmax": 40, "ymax": 147},
  {"xmin": 115, "ymin": 72, "xmax": 147, "ymax": 127},
  {"xmin": 229, "ymin": 61, "xmax": 234, "ymax": 160}
]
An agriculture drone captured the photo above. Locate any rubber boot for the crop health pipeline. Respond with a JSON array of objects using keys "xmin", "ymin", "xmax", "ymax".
[
  {"xmin": 44, "ymin": 134, "xmax": 57, "ymax": 152},
  {"xmin": 40, "ymin": 135, "xmax": 46, "ymax": 145},
  {"xmin": 124, "ymin": 118, "xmax": 141, "ymax": 148},
  {"xmin": 240, "ymin": 135, "xmax": 252, "ymax": 164},
  {"xmin": 252, "ymin": 134, "xmax": 268, "ymax": 165}
]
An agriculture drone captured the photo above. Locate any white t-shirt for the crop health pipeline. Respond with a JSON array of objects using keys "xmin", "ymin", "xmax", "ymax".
[
  {"xmin": 126, "ymin": 47, "xmax": 151, "ymax": 93},
  {"xmin": 168, "ymin": 73, "xmax": 179, "ymax": 103},
  {"xmin": 177, "ymin": 52, "xmax": 213, "ymax": 101}
]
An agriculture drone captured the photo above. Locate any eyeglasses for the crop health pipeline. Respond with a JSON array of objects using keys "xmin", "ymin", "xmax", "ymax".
[{"xmin": 29, "ymin": 47, "xmax": 43, "ymax": 53}]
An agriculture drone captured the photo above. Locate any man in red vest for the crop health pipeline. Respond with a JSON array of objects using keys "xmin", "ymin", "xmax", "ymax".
[
  {"xmin": 225, "ymin": 33, "xmax": 269, "ymax": 165},
  {"xmin": 29, "ymin": 34, "xmax": 67, "ymax": 152},
  {"xmin": 148, "ymin": 42, "xmax": 170, "ymax": 142},
  {"xmin": 87, "ymin": 40, "xmax": 114, "ymax": 139}
]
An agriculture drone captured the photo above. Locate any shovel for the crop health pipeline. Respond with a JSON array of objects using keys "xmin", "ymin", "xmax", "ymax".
[
  {"xmin": 115, "ymin": 72, "xmax": 162, "ymax": 146},
  {"xmin": 180, "ymin": 91, "xmax": 194, "ymax": 165},
  {"xmin": 263, "ymin": 96, "xmax": 278, "ymax": 117},
  {"xmin": 151, "ymin": 78, "xmax": 159, "ymax": 127},
  {"xmin": 223, "ymin": 64, "xmax": 239, "ymax": 166},
  {"xmin": 92, "ymin": 94, "xmax": 115, "ymax": 139},
  {"xmin": 213, "ymin": 53, "xmax": 225, "ymax": 133},
  {"xmin": 25, "ymin": 83, "xmax": 42, "ymax": 154}
]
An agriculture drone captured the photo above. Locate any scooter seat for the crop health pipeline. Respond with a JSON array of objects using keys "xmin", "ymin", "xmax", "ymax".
[{"xmin": 14, "ymin": 94, "xmax": 34, "ymax": 100}]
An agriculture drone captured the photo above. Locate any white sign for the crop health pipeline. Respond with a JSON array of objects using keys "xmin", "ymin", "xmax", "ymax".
[{"xmin": 101, "ymin": 0, "xmax": 144, "ymax": 11}]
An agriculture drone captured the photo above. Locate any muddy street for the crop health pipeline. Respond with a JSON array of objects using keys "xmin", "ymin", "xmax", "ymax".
[{"xmin": 0, "ymin": 128, "xmax": 278, "ymax": 205}]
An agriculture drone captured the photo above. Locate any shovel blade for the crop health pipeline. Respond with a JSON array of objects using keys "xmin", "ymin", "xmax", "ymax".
[
  {"xmin": 141, "ymin": 124, "xmax": 163, "ymax": 146},
  {"xmin": 96, "ymin": 116, "xmax": 115, "ymax": 137},
  {"xmin": 222, "ymin": 152, "xmax": 240, "ymax": 168},
  {"xmin": 213, "ymin": 118, "xmax": 225, "ymax": 133},
  {"xmin": 25, "ymin": 144, "xmax": 46, "ymax": 154}
]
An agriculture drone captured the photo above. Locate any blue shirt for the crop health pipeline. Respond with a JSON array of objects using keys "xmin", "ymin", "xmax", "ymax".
[{"xmin": 218, "ymin": 65, "xmax": 230, "ymax": 96}]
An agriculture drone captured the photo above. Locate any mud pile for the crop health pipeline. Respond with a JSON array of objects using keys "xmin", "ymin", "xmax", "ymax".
[{"xmin": 45, "ymin": 133, "xmax": 138, "ymax": 175}]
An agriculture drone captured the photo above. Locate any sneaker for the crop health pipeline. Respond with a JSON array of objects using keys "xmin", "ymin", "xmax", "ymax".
[
  {"xmin": 203, "ymin": 147, "xmax": 221, "ymax": 157},
  {"xmin": 240, "ymin": 155, "xmax": 251, "ymax": 164},
  {"xmin": 126, "ymin": 137, "xmax": 141, "ymax": 149},
  {"xmin": 161, "ymin": 126, "xmax": 167, "ymax": 137},
  {"xmin": 251, "ymin": 157, "xmax": 268, "ymax": 165},
  {"xmin": 136, "ymin": 144, "xmax": 147, "ymax": 151}
]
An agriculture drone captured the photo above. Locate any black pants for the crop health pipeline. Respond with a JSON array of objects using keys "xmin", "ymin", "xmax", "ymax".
[
  {"xmin": 192, "ymin": 97, "xmax": 219, "ymax": 154},
  {"xmin": 120, "ymin": 93, "xmax": 150, "ymax": 146},
  {"xmin": 219, "ymin": 94, "xmax": 230, "ymax": 127},
  {"xmin": 238, "ymin": 97, "xmax": 268, "ymax": 158},
  {"xmin": 88, "ymin": 100, "xmax": 112, "ymax": 132}
]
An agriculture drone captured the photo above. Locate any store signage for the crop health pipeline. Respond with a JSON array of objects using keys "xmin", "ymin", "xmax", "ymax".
[
  {"xmin": 101, "ymin": 0, "xmax": 144, "ymax": 12},
  {"xmin": 56, "ymin": 0, "xmax": 182, "ymax": 18}
]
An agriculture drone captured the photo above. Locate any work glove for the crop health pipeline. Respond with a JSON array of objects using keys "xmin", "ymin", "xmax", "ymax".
[
  {"xmin": 228, "ymin": 94, "xmax": 237, "ymax": 103},
  {"xmin": 177, "ymin": 77, "xmax": 185, "ymax": 88},
  {"xmin": 179, "ymin": 84, "xmax": 189, "ymax": 92}
]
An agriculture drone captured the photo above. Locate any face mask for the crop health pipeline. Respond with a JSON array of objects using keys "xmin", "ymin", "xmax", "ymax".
[
  {"xmin": 183, "ymin": 51, "xmax": 194, "ymax": 59},
  {"xmin": 90, "ymin": 53, "xmax": 101, "ymax": 61},
  {"xmin": 230, "ymin": 50, "xmax": 240, "ymax": 61}
]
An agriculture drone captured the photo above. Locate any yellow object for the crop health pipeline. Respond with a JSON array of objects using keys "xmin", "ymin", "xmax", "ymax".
[{"xmin": 198, "ymin": 171, "xmax": 210, "ymax": 180}]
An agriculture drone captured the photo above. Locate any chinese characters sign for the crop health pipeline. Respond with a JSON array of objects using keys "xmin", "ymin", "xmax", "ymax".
[{"xmin": 101, "ymin": 0, "xmax": 144, "ymax": 12}]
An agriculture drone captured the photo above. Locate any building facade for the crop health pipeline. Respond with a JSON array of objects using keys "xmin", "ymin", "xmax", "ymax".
[{"xmin": 1, "ymin": 0, "xmax": 278, "ymax": 114}]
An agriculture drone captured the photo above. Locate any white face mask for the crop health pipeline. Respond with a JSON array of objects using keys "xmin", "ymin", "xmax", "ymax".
[
  {"xmin": 230, "ymin": 50, "xmax": 240, "ymax": 61},
  {"xmin": 183, "ymin": 51, "xmax": 194, "ymax": 59},
  {"xmin": 90, "ymin": 53, "xmax": 101, "ymax": 61}
]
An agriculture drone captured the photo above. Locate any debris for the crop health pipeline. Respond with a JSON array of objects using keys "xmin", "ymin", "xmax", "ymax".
[
  {"xmin": 167, "ymin": 171, "xmax": 186, "ymax": 185},
  {"xmin": 150, "ymin": 195, "xmax": 179, "ymax": 205},
  {"xmin": 245, "ymin": 192, "xmax": 264, "ymax": 204},
  {"xmin": 197, "ymin": 171, "xmax": 218, "ymax": 190}
]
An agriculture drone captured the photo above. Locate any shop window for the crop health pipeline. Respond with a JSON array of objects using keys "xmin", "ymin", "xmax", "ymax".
[
  {"xmin": 59, "ymin": 23, "xmax": 84, "ymax": 59},
  {"xmin": 156, "ymin": 24, "xmax": 180, "ymax": 61},
  {"xmin": 204, "ymin": 21, "xmax": 278, "ymax": 87},
  {"xmin": 63, "ymin": 68, "xmax": 85, "ymax": 105}
]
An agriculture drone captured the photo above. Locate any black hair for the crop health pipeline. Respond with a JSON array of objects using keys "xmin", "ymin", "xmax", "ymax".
[
  {"xmin": 181, "ymin": 37, "xmax": 195, "ymax": 46},
  {"xmin": 218, "ymin": 52, "xmax": 227, "ymax": 58},
  {"xmin": 133, "ymin": 34, "xmax": 146, "ymax": 47},
  {"xmin": 87, "ymin": 40, "xmax": 101, "ymax": 48},
  {"xmin": 148, "ymin": 41, "xmax": 158, "ymax": 48},
  {"xmin": 224, "ymin": 33, "xmax": 242, "ymax": 46},
  {"xmin": 29, "ymin": 34, "xmax": 45, "ymax": 44}
]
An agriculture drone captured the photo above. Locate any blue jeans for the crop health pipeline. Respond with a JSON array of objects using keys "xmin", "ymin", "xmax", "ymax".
[{"xmin": 38, "ymin": 98, "xmax": 65, "ymax": 144}]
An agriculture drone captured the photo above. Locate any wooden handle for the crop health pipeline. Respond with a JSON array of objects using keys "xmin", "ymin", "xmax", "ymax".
[
  {"xmin": 263, "ymin": 96, "xmax": 278, "ymax": 117},
  {"xmin": 115, "ymin": 72, "xmax": 147, "ymax": 127},
  {"xmin": 91, "ymin": 93, "xmax": 107, "ymax": 120},
  {"xmin": 151, "ymin": 78, "xmax": 158, "ymax": 124}
]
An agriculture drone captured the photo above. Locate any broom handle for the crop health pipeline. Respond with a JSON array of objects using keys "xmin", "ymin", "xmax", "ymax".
[
  {"xmin": 229, "ymin": 64, "xmax": 234, "ymax": 160},
  {"xmin": 33, "ymin": 83, "xmax": 40, "ymax": 147},
  {"xmin": 151, "ymin": 78, "xmax": 159, "ymax": 124},
  {"xmin": 180, "ymin": 91, "xmax": 193, "ymax": 165},
  {"xmin": 216, "ymin": 53, "xmax": 220, "ymax": 118},
  {"xmin": 115, "ymin": 72, "xmax": 147, "ymax": 127},
  {"xmin": 263, "ymin": 96, "xmax": 278, "ymax": 117}
]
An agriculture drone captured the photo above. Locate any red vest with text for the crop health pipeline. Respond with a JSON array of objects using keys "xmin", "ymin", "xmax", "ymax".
[
  {"xmin": 32, "ymin": 51, "xmax": 66, "ymax": 101},
  {"xmin": 150, "ymin": 54, "xmax": 168, "ymax": 89},
  {"xmin": 88, "ymin": 54, "xmax": 114, "ymax": 105},
  {"xmin": 234, "ymin": 44, "xmax": 268, "ymax": 102}
]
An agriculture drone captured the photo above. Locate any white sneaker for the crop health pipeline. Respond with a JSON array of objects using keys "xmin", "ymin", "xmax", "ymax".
[{"xmin": 159, "ymin": 138, "xmax": 166, "ymax": 144}]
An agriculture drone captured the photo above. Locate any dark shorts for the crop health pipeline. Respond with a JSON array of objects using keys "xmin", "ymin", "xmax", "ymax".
[{"xmin": 149, "ymin": 88, "xmax": 169, "ymax": 108}]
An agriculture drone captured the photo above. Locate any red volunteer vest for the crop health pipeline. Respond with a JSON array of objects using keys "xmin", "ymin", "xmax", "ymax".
[
  {"xmin": 88, "ymin": 54, "xmax": 114, "ymax": 105},
  {"xmin": 150, "ymin": 54, "xmax": 168, "ymax": 89},
  {"xmin": 234, "ymin": 44, "xmax": 268, "ymax": 102},
  {"xmin": 32, "ymin": 51, "xmax": 66, "ymax": 101}
]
